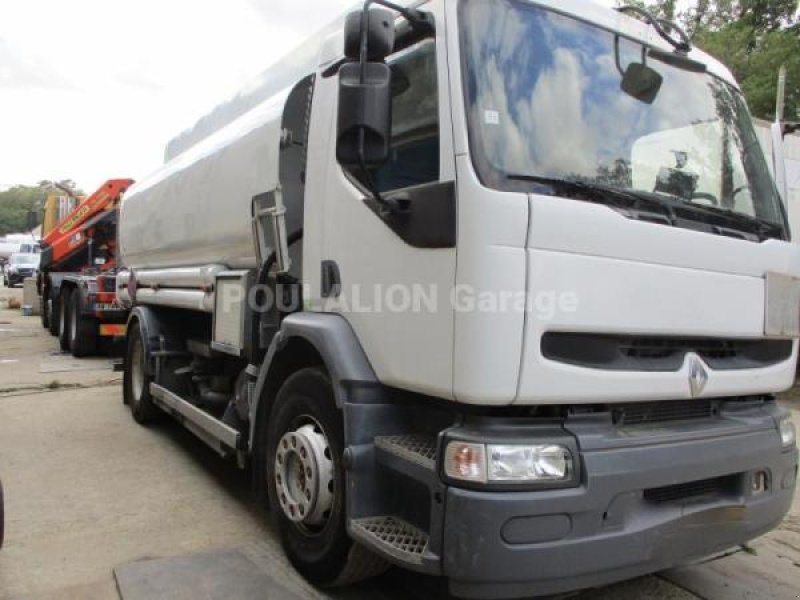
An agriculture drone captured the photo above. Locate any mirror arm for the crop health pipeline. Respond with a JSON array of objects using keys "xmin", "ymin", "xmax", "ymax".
[
  {"xmin": 616, "ymin": 5, "xmax": 691, "ymax": 53},
  {"xmin": 356, "ymin": 129, "xmax": 408, "ymax": 216},
  {"xmin": 356, "ymin": 129, "xmax": 405, "ymax": 216},
  {"xmin": 358, "ymin": 0, "xmax": 434, "ymax": 80}
]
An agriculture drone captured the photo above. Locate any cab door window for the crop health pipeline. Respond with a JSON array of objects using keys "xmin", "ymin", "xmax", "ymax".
[{"xmin": 369, "ymin": 39, "xmax": 440, "ymax": 193}]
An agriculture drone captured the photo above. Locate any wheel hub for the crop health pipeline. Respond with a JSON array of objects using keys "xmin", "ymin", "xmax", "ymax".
[{"xmin": 275, "ymin": 423, "xmax": 334, "ymax": 526}]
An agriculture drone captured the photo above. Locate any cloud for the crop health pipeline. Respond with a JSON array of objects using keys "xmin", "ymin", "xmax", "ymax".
[
  {"xmin": 245, "ymin": 0, "xmax": 355, "ymax": 34},
  {"xmin": 0, "ymin": 37, "xmax": 73, "ymax": 90},
  {"xmin": 0, "ymin": 0, "xmax": 341, "ymax": 192}
]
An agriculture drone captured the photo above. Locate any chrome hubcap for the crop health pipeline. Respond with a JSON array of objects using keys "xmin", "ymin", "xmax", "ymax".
[{"xmin": 274, "ymin": 422, "xmax": 334, "ymax": 527}]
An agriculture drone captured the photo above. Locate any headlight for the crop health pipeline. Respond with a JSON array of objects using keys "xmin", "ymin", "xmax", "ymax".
[
  {"xmin": 444, "ymin": 441, "xmax": 573, "ymax": 484},
  {"xmin": 488, "ymin": 444, "xmax": 571, "ymax": 482},
  {"xmin": 779, "ymin": 417, "xmax": 796, "ymax": 449}
]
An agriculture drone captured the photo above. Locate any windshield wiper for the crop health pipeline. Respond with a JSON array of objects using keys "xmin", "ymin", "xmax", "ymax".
[
  {"xmin": 641, "ymin": 189, "xmax": 785, "ymax": 239},
  {"xmin": 506, "ymin": 174, "xmax": 784, "ymax": 240},
  {"xmin": 506, "ymin": 174, "xmax": 674, "ymax": 217}
]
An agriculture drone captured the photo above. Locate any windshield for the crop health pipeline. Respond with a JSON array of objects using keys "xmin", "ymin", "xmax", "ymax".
[
  {"xmin": 459, "ymin": 0, "xmax": 786, "ymax": 233},
  {"xmin": 10, "ymin": 253, "xmax": 39, "ymax": 266}
]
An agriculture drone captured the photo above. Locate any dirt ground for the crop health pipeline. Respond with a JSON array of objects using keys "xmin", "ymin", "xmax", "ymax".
[{"xmin": 0, "ymin": 281, "xmax": 798, "ymax": 600}]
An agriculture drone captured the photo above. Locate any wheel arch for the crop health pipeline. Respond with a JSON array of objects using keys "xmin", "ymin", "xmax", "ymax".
[
  {"xmin": 249, "ymin": 313, "xmax": 380, "ymax": 496},
  {"xmin": 125, "ymin": 305, "xmax": 172, "ymax": 378}
]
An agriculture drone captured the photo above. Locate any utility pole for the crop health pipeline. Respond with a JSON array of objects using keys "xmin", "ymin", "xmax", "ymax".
[{"xmin": 776, "ymin": 65, "xmax": 786, "ymax": 124}]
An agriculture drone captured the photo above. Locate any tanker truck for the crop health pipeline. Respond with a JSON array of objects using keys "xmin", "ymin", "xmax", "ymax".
[{"xmin": 116, "ymin": 1, "xmax": 799, "ymax": 597}]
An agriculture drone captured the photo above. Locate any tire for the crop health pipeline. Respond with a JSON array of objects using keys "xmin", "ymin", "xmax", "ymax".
[
  {"xmin": 47, "ymin": 296, "xmax": 59, "ymax": 337},
  {"xmin": 0, "ymin": 477, "xmax": 4, "ymax": 549},
  {"xmin": 265, "ymin": 367, "xmax": 387, "ymax": 586},
  {"xmin": 40, "ymin": 292, "xmax": 50, "ymax": 330},
  {"xmin": 68, "ymin": 290, "xmax": 97, "ymax": 357},
  {"xmin": 123, "ymin": 321, "xmax": 159, "ymax": 424},
  {"xmin": 57, "ymin": 288, "xmax": 72, "ymax": 352}
]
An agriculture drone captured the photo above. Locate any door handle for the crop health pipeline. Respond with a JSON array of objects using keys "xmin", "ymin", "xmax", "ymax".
[{"xmin": 321, "ymin": 261, "xmax": 341, "ymax": 298}]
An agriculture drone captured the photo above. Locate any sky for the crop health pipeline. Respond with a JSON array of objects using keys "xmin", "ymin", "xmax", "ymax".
[{"xmin": 0, "ymin": 0, "xmax": 617, "ymax": 194}]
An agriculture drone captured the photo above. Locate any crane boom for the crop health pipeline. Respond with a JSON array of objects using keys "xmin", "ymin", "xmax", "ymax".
[{"xmin": 40, "ymin": 179, "xmax": 133, "ymax": 272}]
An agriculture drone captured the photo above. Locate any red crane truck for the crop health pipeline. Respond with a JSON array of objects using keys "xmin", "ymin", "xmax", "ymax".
[{"xmin": 38, "ymin": 179, "xmax": 134, "ymax": 357}]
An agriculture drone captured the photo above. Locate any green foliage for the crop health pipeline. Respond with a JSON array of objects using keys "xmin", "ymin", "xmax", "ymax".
[
  {"xmin": 618, "ymin": 0, "xmax": 800, "ymax": 120},
  {"xmin": 0, "ymin": 180, "xmax": 82, "ymax": 236},
  {"xmin": 0, "ymin": 185, "xmax": 47, "ymax": 237}
]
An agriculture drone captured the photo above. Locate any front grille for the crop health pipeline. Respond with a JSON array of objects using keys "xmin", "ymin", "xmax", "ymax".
[
  {"xmin": 542, "ymin": 333, "xmax": 793, "ymax": 371},
  {"xmin": 612, "ymin": 399, "xmax": 714, "ymax": 426},
  {"xmin": 644, "ymin": 474, "xmax": 741, "ymax": 504},
  {"xmin": 622, "ymin": 338, "xmax": 738, "ymax": 360}
]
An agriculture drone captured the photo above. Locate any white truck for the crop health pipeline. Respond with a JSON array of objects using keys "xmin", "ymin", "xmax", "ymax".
[{"xmin": 116, "ymin": 1, "xmax": 799, "ymax": 597}]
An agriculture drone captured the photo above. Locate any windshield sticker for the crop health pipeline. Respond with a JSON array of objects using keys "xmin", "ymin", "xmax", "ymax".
[{"xmin": 484, "ymin": 110, "xmax": 500, "ymax": 126}]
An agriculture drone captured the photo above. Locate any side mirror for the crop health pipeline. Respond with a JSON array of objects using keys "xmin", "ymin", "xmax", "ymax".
[
  {"xmin": 337, "ymin": 62, "xmax": 392, "ymax": 166},
  {"xmin": 621, "ymin": 63, "xmax": 663, "ymax": 105},
  {"xmin": 336, "ymin": 8, "xmax": 395, "ymax": 168}
]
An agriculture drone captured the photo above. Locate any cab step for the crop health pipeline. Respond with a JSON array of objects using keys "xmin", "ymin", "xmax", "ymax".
[
  {"xmin": 350, "ymin": 516, "xmax": 430, "ymax": 568},
  {"xmin": 375, "ymin": 434, "xmax": 437, "ymax": 467},
  {"xmin": 374, "ymin": 434, "xmax": 438, "ymax": 485}
]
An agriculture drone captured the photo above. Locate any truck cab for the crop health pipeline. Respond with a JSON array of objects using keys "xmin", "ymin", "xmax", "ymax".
[{"xmin": 117, "ymin": 1, "xmax": 799, "ymax": 597}]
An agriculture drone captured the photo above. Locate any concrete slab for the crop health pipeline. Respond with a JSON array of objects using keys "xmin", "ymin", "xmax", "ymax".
[
  {"xmin": 0, "ymin": 386, "xmax": 271, "ymax": 600},
  {"xmin": 114, "ymin": 549, "xmax": 302, "ymax": 600},
  {"xmin": 0, "ymin": 287, "xmax": 120, "ymax": 392},
  {"xmin": 662, "ymin": 540, "xmax": 800, "ymax": 600},
  {"xmin": 39, "ymin": 354, "xmax": 114, "ymax": 374}
]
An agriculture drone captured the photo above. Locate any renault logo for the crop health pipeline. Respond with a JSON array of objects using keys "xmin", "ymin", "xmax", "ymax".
[{"xmin": 688, "ymin": 356, "xmax": 709, "ymax": 397}]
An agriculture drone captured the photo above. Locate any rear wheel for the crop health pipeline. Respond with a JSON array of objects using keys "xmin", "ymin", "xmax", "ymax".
[
  {"xmin": 47, "ymin": 295, "xmax": 59, "ymax": 337},
  {"xmin": 40, "ymin": 290, "xmax": 50, "ymax": 330},
  {"xmin": 57, "ymin": 288, "xmax": 72, "ymax": 351},
  {"xmin": 68, "ymin": 290, "xmax": 97, "ymax": 357},
  {"xmin": 0, "ymin": 477, "xmax": 4, "ymax": 549},
  {"xmin": 123, "ymin": 321, "xmax": 158, "ymax": 424},
  {"xmin": 266, "ymin": 367, "xmax": 386, "ymax": 586}
]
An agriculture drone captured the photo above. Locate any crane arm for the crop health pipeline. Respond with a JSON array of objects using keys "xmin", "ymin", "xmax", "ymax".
[{"xmin": 40, "ymin": 178, "xmax": 134, "ymax": 272}]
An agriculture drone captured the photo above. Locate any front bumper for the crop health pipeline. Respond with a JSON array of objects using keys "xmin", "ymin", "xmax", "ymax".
[
  {"xmin": 442, "ymin": 405, "xmax": 798, "ymax": 599},
  {"xmin": 7, "ymin": 272, "xmax": 33, "ymax": 285}
]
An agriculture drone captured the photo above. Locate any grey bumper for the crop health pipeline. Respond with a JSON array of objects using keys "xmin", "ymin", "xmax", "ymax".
[{"xmin": 443, "ymin": 410, "xmax": 798, "ymax": 599}]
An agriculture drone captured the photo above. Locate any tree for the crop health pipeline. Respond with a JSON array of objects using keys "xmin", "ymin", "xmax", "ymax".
[
  {"xmin": 618, "ymin": 0, "xmax": 800, "ymax": 120},
  {"xmin": 0, "ymin": 181, "xmax": 84, "ymax": 237},
  {"xmin": 0, "ymin": 186, "xmax": 47, "ymax": 236}
]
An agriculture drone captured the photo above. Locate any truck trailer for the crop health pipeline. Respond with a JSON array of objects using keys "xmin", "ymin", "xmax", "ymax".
[
  {"xmin": 39, "ymin": 179, "xmax": 133, "ymax": 357},
  {"xmin": 116, "ymin": 1, "xmax": 799, "ymax": 597}
]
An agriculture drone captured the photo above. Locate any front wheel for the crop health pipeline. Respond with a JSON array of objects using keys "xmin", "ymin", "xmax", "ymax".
[
  {"xmin": 266, "ymin": 367, "xmax": 386, "ymax": 586},
  {"xmin": 123, "ymin": 321, "xmax": 159, "ymax": 425}
]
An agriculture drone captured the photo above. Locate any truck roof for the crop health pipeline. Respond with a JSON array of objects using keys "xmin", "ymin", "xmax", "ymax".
[{"xmin": 162, "ymin": 0, "xmax": 738, "ymax": 164}]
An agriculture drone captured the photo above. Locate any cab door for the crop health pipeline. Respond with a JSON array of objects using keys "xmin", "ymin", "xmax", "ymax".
[{"xmin": 317, "ymin": 1, "xmax": 457, "ymax": 399}]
